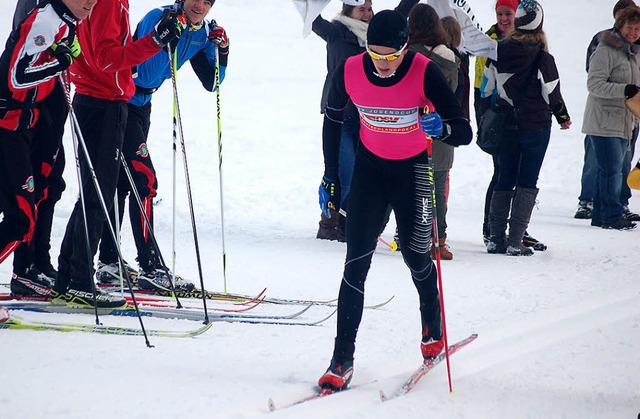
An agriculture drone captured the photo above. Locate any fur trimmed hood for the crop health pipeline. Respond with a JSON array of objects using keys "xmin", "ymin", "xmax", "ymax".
[{"xmin": 600, "ymin": 30, "xmax": 640, "ymax": 55}]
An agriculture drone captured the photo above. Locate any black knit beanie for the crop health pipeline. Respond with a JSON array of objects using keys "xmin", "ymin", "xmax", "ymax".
[{"xmin": 366, "ymin": 10, "xmax": 409, "ymax": 50}]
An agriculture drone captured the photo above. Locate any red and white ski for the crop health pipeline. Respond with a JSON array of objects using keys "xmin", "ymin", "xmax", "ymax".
[{"xmin": 379, "ymin": 334, "xmax": 478, "ymax": 401}]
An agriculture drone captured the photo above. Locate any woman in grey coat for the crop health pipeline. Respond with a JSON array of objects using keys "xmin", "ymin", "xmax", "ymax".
[{"xmin": 582, "ymin": 5, "xmax": 640, "ymax": 230}]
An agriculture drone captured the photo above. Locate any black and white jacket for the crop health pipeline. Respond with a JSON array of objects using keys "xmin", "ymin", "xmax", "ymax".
[{"xmin": 480, "ymin": 39, "xmax": 570, "ymax": 131}]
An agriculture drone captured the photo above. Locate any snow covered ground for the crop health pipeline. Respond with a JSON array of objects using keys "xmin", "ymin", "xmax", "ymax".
[{"xmin": 1, "ymin": 0, "xmax": 639, "ymax": 418}]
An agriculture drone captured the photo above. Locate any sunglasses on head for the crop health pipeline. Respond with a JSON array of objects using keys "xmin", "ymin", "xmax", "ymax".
[{"xmin": 366, "ymin": 42, "xmax": 408, "ymax": 61}]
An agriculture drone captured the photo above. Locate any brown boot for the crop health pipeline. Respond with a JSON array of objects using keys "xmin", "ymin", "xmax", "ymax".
[
  {"xmin": 316, "ymin": 210, "xmax": 345, "ymax": 242},
  {"xmin": 429, "ymin": 238, "xmax": 453, "ymax": 260},
  {"xmin": 438, "ymin": 238, "xmax": 453, "ymax": 260}
]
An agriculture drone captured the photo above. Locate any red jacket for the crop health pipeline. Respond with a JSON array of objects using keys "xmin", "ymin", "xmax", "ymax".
[
  {"xmin": 70, "ymin": 0, "xmax": 161, "ymax": 101},
  {"xmin": 0, "ymin": 0, "xmax": 76, "ymax": 130}
]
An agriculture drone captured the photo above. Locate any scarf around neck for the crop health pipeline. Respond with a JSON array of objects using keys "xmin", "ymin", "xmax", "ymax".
[{"xmin": 333, "ymin": 14, "xmax": 368, "ymax": 47}]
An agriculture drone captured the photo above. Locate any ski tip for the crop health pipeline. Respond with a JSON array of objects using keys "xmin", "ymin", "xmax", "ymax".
[
  {"xmin": 267, "ymin": 397, "xmax": 276, "ymax": 412},
  {"xmin": 379, "ymin": 389, "xmax": 388, "ymax": 402},
  {"xmin": 0, "ymin": 306, "xmax": 9, "ymax": 323}
]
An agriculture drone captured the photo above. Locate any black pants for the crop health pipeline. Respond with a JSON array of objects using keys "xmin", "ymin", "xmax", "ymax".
[
  {"xmin": 98, "ymin": 102, "xmax": 158, "ymax": 269},
  {"xmin": 56, "ymin": 94, "xmax": 127, "ymax": 292},
  {"xmin": 0, "ymin": 128, "xmax": 36, "ymax": 264},
  {"xmin": 13, "ymin": 83, "xmax": 67, "ymax": 272},
  {"xmin": 332, "ymin": 146, "xmax": 441, "ymax": 362}
]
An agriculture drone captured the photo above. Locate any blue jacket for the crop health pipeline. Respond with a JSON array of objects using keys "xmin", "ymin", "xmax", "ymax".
[{"xmin": 130, "ymin": 5, "xmax": 226, "ymax": 107}]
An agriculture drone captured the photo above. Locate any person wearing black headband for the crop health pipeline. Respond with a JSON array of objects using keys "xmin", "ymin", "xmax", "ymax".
[{"xmin": 317, "ymin": 9, "xmax": 472, "ymax": 392}]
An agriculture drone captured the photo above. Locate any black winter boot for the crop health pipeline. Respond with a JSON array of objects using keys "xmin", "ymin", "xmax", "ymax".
[
  {"xmin": 487, "ymin": 190, "xmax": 514, "ymax": 254},
  {"xmin": 507, "ymin": 187, "xmax": 539, "ymax": 256}
]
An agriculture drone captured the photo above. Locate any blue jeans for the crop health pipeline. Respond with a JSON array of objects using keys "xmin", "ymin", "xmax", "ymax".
[
  {"xmin": 590, "ymin": 135, "xmax": 627, "ymax": 224},
  {"xmin": 578, "ymin": 135, "xmax": 597, "ymax": 203},
  {"xmin": 338, "ymin": 117, "xmax": 359, "ymax": 211},
  {"xmin": 495, "ymin": 128, "xmax": 551, "ymax": 191},
  {"xmin": 579, "ymin": 128, "xmax": 637, "ymax": 206}
]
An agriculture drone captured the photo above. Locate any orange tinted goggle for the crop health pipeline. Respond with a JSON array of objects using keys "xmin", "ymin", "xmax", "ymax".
[{"xmin": 366, "ymin": 43, "xmax": 408, "ymax": 61}]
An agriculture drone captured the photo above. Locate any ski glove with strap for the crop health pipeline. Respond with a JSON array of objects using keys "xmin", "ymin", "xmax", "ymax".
[
  {"xmin": 51, "ymin": 37, "xmax": 81, "ymax": 69},
  {"xmin": 319, "ymin": 177, "xmax": 340, "ymax": 218},
  {"xmin": 151, "ymin": 9, "xmax": 187, "ymax": 48},
  {"xmin": 208, "ymin": 20, "xmax": 229, "ymax": 66},
  {"xmin": 208, "ymin": 21, "xmax": 229, "ymax": 50},
  {"xmin": 420, "ymin": 112, "xmax": 443, "ymax": 138}
]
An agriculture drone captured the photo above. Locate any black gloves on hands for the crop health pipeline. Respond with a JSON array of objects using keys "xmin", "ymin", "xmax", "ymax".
[
  {"xmin": 151, "ymin": 9, "xmax": 187, "ymax": 48},
  {"xmin": 50, "ymin": 37, "xmax": 81, "ymax": 70},
  {"xmin": 625, "ymin": 84, "xmax": 640, "ymax": 99}
]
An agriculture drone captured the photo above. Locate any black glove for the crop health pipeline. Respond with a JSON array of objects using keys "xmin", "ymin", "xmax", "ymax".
[
  {"xmin": 151, "ymin": 9, "xmax": 187, "ymax": 48},
  {"xmin": 50, "ymin": 42, "xmax": 74, "ymax": 69},
  {"xmin": 625, "ymin": 84, "xmax": 640, "ymax": 99}
]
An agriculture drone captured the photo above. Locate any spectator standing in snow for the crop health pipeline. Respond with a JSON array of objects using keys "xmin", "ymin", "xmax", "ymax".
[
  {"xmin": 574, "ymin": 0, "xmax": 640, "ymax": 222},
  {"xmin": 407, "ymin": 3, "xmax": 460, "ymax": 260},
  {"xmin": 316, "ymin": 10, "xmax": 472, "ymax": 391},
  {"xmin": 7, "ymin": 0, "xmax": 70, "ymax": 297},
  {"xmin": 582, "ymin": 5, "xmax": 640, "ymax": 230},
  {"xmin": 94, "ymin": 0, "xmax": 228, "ymax": 293},
  {"xmin": 0, "ymin": 0, "xmax": 88, "ymax": 273},
  {"xmin": 474, "ymin": 0, "xmax": 547, "ymax": 252},
  {"xmin": 53, "ymin": 0, "xmax": 186, "ymax": 308},
  {"xmin": 479, "ymin": 0, "xmax": 571, "ymax": 255},
  {"xmin": 311, "ymin": 0, "xmax": 418, "ymax": 242}
]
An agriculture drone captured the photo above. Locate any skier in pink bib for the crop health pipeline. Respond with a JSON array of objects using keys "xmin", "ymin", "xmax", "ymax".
[{"xmin": 317, "ymin": 10, "xmax": 472, "ymax": 391}]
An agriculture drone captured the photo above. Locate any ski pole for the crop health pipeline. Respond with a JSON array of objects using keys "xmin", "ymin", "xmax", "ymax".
[
  {"xmin": 112, "ymin": 190, "xmax": 124, "ymax": 295},
  {"xmin": 60, "ymin": 73, "xmax": 100, "ymax": 323},
  {"xmin": 212, "ymin": 21, "xmax": 228, "ymax": 294},
  {"xmin": 167, "ymin": 46, "xmax": 210, "ymax": 321},
  {"xmin": 338, "ymin": 208, "xmax": 397, "ymax": 251},
  {"xmin": 423, "ymin": 108, "xmax": 452, "ymax": 392},
  {"xmin": 117, "ymin": 152, "xmax": 185, "ymax": 310},
  {"xmin": 58, "ymin": 73, "xmax": 153, "ymax": 347},
  {"xmin": 377, "ymin": 236, "xmax": 397, "ymax": 252}
]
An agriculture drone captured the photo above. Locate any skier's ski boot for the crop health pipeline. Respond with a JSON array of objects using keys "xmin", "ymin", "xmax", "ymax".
[
  {"xmin": 138, "ymin": 267, "xmax": 195, "ymax": 292},
  {"xmin": 96, "ymin": 261, "xmax": 139, "ymax": 285},
  {"xmin": 421, "ymin": 337, "xmax": 444, "ymax": 363},
  {"xmin": 318, "ymin": 359, "xmax": 354, "ymax": 391},
  {"xmin": 10, "ymin": 265, "xmax": 54, "ymax": 297}
]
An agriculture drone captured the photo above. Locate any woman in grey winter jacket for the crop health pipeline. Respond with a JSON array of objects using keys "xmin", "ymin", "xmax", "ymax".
[{"xmin": 582, "ymin": 5, "xmax": 640, "ymax": 230}]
